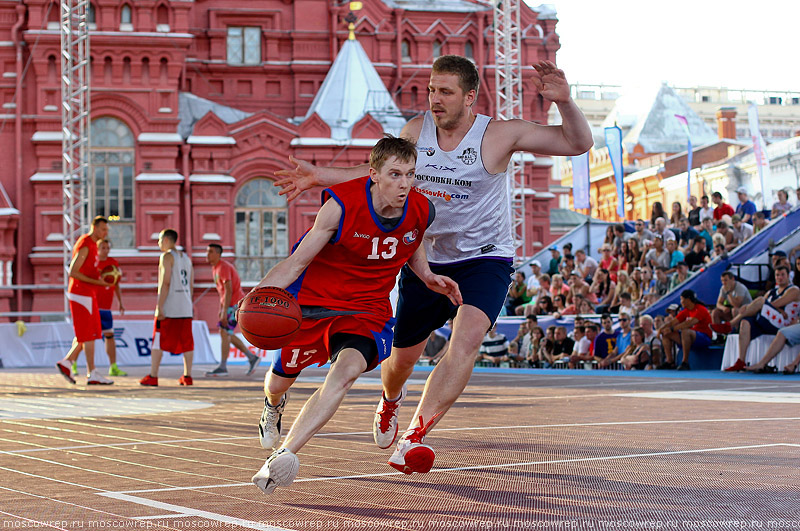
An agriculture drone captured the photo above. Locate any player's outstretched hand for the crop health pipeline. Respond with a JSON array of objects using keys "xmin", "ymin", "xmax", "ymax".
[
  {"xmin": 273, "ymin": 156, "xmax": 320, "ymax": 202},
  {"xmin": 424, "ymin": 274, "xmax": 463, "ymax": 306},
  {"xmin": 531, "ymin": 60, "xmax": 570, "ymax": 104}
]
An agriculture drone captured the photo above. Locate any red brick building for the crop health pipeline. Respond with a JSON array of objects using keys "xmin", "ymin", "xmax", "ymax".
[{"xmin": 0, "ymin": 0, "xmax": 561, "ymax": 324}]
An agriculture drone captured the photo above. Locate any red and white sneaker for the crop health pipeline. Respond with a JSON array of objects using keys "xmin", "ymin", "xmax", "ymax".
[
  {"xmin": 388, "ymin": 415, "xmax": 439, "ymax": 474},
  {"xmin": 55, "ymin": 360, "xmax": 76, "ymax": 384},
  {"xmin": 373, "ymin": 385, "xmax": 406, "ymax": 449},
  {"xmin": 87, "ymin": 372, "xmax": 113, "ymax": 385}
]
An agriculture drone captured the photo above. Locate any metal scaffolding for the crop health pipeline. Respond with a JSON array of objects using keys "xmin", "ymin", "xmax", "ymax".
[
  {"xmin": 492, "ymin": 0, "xmax": 526, "ymax": 261},
  {"xmin": 60, "ymin": 0, "xmax": 91, "ymax": 316}
]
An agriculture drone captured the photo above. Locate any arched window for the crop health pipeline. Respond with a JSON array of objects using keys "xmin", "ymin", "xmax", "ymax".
[
  {"xmin": 46, "ymin": 1, "xmax": 59, "ymax": 29},
  {"xmin": 120, "ymin": 4, "xmax": 132, "ymax": 30},
  {"xmin": 156, "ymin": 4, "xmax": 169, "ymax": 31},
  {"xmin": 432, "ymin": 39, "xmax": 442, "ymax": 59},
  {"xmin": 465, "ymin": 41, "xmax": 474, "ymax": 60},
  {"xmin": 234, "ymin": 179, "xmax": 289, "ymax": 282},
  {"xmin": 88, "ymin": 4, "xmax": 96, "ymax": 27},
  {"xmin": 91, "ymin": 117, "xmax": 136, "ymax": 248},
  {"xmin": 401, "ymin": 39, "xmax": 411, "ymax": 63}
]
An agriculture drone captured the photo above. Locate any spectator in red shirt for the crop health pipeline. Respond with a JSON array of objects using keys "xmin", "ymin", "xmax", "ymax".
[
  {"xmin": 711, "ymin": 191, "xmax": 735, "ymax": 220},
  {"xmin": 656, "ymin": 289, "xmax": 713, "ymax": 371}
]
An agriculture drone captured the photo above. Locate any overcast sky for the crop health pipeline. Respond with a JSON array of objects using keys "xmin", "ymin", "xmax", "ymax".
[{"xmin": 541, "ymin": 0, "xmax": 799, "ymax": 94}]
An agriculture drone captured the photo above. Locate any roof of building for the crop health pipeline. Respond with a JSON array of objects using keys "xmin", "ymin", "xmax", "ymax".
[
  {"xmin": 550, "ymin": 207, "xmax": 594, "ymax": 228},
  {"xmin": 380, "ymin": 0, "xmax": 488, "ymax": 12},
  {"xmin": 302, "ymin": 37, "xmax": 406, "ymax": 140},
  {"xmin": 602, "ymin": 83, "xmax": 719, "ymax": 153},
  {"xmin": 178, "ymin": 92, "xmax": 253, "ymax": 139}
]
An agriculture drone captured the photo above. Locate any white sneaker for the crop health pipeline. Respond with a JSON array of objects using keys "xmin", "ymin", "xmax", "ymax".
[
  {"xmin": 387, "ymin": 414, "xmax": 438, "ymax": 474},
  {"xmin": 87, "ymin": 372, "xmax": 114, "ymax": 385},
  {"xmin": 252, "ymin": 448, "xmax": 299, "ymax": 495},
  {"xmin": 259, "ymin": 393, "xmax": 287, "ymax": 450},
  {"xmin": 373, "ymin": 385, "xmax": 407, "ymax": 449}
]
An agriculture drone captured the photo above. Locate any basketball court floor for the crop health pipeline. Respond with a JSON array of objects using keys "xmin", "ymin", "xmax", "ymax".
[{"xmin": 2, "ymin": 365, "xmax": 799, "ymax": 530}]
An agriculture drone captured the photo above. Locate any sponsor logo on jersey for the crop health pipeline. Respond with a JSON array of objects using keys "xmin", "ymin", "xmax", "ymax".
[
  {"xmin": 480, "ymin": 244, "xmax": 497, "ymax": 254},
  {"xmin": 415, "ymin": 174, "xmax": 472, "ymax": 187},
  {"xmin": 418, "ymin": 146, "xmax": 436, "ymax": 156},
  {"xmin": 412, "ymin": 186, "xmax": 469, "ymax": 201},
  {"xmin": 353, "ymin": 232, "xmax": 370, "ymax": 239},
  {"xmin": 457, "ymin": 147, "xmax": 477, "ymax": 165},
  {"xmin": 403, "ymin": 229, "xmax": 418, "ymax": 245},
  {"xmin": 424, "ymin": 163, "xmax": 456, "ymax": 173}
]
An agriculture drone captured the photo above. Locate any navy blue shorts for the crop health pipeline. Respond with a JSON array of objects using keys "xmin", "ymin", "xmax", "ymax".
[
  {"xmin": 393, "ymin": 258, "xmax": 514, "ymax": 349},
  {"xmin": 99, "ymin": 309, "xmax": 113, "ymax": 333},
  {"xmin": 744, "ymin": 315, "xmax": 779, "ymax": 340},
  {"xmin": 691, "ymin": 331, "xmax": 711, "ymax": 349}
]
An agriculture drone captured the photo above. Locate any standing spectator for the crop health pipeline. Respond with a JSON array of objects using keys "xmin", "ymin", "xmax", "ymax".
[
  {"xmin": 735, "ymin": 186, "xmax": 757, "ymax": 223},
  {"xmin": 698, "ymin": 217, "xmax": 715, "ymax": 250},
  {"xmin": 547, "ymin": 245, "xmax": 562, "ymax": 275},
  {"xmin": 603, "ymin": 226, "xmax": 616, "ymax": 248},
  {"xmin": 650, "ymin": 201, "xmax": 666, "ymax": 227},
  {"xmin": 595, "ymin": 313, "xmax": 621, "ymax": 364},
  {"xmin": 478, "ymin": 325, "xmax": 511, "ymax": 365},
  {"xmin": 666, "ymin": 239, "xmax": 685, "ymax": 270},
  {"xmin": 678, "ymin": 217, "xmax": 700, "ymax": 253},
  {"xmin": 599, "ymin": 245, "xmax": 619, "ymax": 282},
  {"xmin": 654, "ymin": 267, "xmax": 670, "ymax": 296},
  {"xmin": 731, "ymin": 215, "xmax": 754, "ymax": 245},
  {"xmin": 613, "ymin": 224, "xmax": 627, "ymax": 254},
  {"xmin": 643, "ymin": 236, "xmax": 670, "ymax": 269},
  {"xmin": 669, "ymin": 201, "xmax": 683, "ymax": 227},
  {"xmin": 712, "ymin": 191, "xmax": 735, "ymax": 220},
  {"xmin": 753, "ymin": 211, "xmax": 769, "ymax": 233},
  {"xmin": 685, "ymin": 237, "xmax": 710, "ymax": 270},
  {"xmin": 711, "ymin": 270, "xmax": 752, "ymax": 327},
  {"xmin": 591, "ymin": 269, "xmax": 616, "ymax": 314},
  {"xmin": 669, "ymin": 261, "xmax": 690, "ymax": 291},
  {"xmin": 617, "ymin": 241, "xmax": 630, "ymax": 275},
  {"xmin": 697, "ymin": 195, "xmax": 715, "ymax": 226},
  {"xmin": 715, "ymin": 221, "xmax": 736, "ymax": 251},
  {"xmin": 575, "ymin": 249, "xmax": 598, "ymax": 282},
  {"xmin": 658, "ymin": 289, "xmax": 713, "ymax": 370},
  {"xmin": 601, "ymin": 311, "xmax": 632, "ymax": 368},
  {"xmin": 687, "ymin": 196, "xmax": 702, "ymax": 227},
  {"xmin": 772, "ymin": 189, "xmax": 792, "ymax": 218}
]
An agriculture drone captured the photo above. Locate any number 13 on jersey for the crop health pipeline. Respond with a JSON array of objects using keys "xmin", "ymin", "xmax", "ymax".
[{"xmin": 367, "ymin": 236, "xmax": 398, "ymax": 260}]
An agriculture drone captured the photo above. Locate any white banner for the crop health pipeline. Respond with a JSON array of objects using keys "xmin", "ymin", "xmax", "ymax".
[
  {"xmin": 748, "ymin": 103, "xmax": 773, "ymax": 209},
  {"xmin": 0, "ymin": 320, "xmax": 215, "ymax": 368}
]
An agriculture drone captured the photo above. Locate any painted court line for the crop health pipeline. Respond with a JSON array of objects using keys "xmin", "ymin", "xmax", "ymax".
[
  {"xmin": 112, "ymin": 442, "xmax": 794, "ymax": 494},
  {"xmin": 6, "ymin": 416, "xmax": 800, "ymax": 454},
  {"xmin": 618, "ymin": 390, "xmax": 800, "ymax": 403}
]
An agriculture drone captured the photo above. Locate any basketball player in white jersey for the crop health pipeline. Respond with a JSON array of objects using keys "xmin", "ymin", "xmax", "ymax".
[
  {"xmin": 274, "ymin": 57, "xmax": 592, "ymax": 473},
  {"xmin": 140, "ymin": 228, "xmax": 196, "ymax": 387}
]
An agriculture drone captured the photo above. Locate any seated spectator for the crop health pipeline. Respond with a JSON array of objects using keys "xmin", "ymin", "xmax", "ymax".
[
  {"xmin": 421, "ymin": 328, "xmax": 449, "ymax": 364},
  {"xmin": 639, "ymin": 266, "xmax": 656, "ymax": 299},
  {"xmin": 654, "ymin": 267, "xmax": 670, "ymax": 296},
  {"xmin": 771, "ymin": 189, "xmax": 792, "ymax": 219},
  {"xmin": 552, "ymin": 293, "xmax": 569, "ymax": 318},
  {"xmin": 603, "ymin": 226, "xmax": 615, "ymax": 248},
  {"xmin": 509, "ymin": 319, "xmax": 531, "ymax": 359},
  {"xmin": 532, "ymin": 295, "xmax": 555, "ymax": 316},
  {"xmin": 731, "ymin": 215, "xmax": 754, "ymax": 245},
  {"xmin": 578, "ymin": 297, "xmax": 596, "ymax": 315},
  {"xmin": 552, "ymin": 326, "xmax": 575, "ymax": 363},
  {"xmin": 551, "ymin": 274, "xmax": 570, "ymax": 298},
  {"xmin": 569, "ymin": 323, "xmax": 598, "ymax": 368},
  {"xmin": 698, "ymin": 195, "xmax": 715, "ymax": 226},
  {"xmin": 568, "ymin": 271, "xmax": 597, "ymax": 305},
  {"xmin": 478, "ymin": 324, "xmax": 512, "ymax": 365},
  {"xmin": 627, "ymin": 268, "xmax": 643, "ymax": 302},
  {"xmin": 657, "ymin": 289, "xmax": 713, "ymax": 370},
  {"xmin": 669, "ymin": 261, "xmax": 690, "ymax": 291},
  {"xmin": 535, "ymin": 339, "xmax": 555, "ymax": 368},
  {"xmin": 617, "ymin": 241, "xmax": 630, "ymax": 275},
  {"xmin": 559, "ymin": 253, "xmax": 576, "ymax": 278},
  {"xmin": 632, "ymin": 219, "xmax": 655, "ymax": 247},
  {"xmin": 609, "ymin": 269, "xmax": 632, "ymax": 312},
  {"xmin": 653, "ymin": 217, "xmax": 677, "ymax": 242},
  {"xmin": 685, "ymin": 237, "xmax": 710, "ymax": 270},
  {"xmin": 569, "ymin": 316, "xmax": 586, "ymax": 339},
  {"xmin": 620, "ymin": 327, "xmax": 651, "ymax": 370},
  {"xmin": 519, "ymin": 274, "xmax": 552, "ymax": 316},
  {"xmin": 687, "ymin": 196, "xmax": 701, "ymax": 227},
  {"xmin": 526, "ymin": 260, "xmax": 542, "ymax": 294},
  {"xmin": 594, "ymin": 313, "xmax": 621, "ymax": 364},
  {"xmin": 753, "ymin": 211, "xmax": 769, "ymax": 233},
  {"xmin": 794, "ymin": 257, "xmax": 800, "ymax": 289},
  {"xmin": 527, "ymin": 325, "xmax": 545, "ymax": 362},
  {"xmin": 601, "ymin": 311, "xmax": 632, "ymax": 368},
  {"xmin": 558, "ymin": 326, "xmax": 581, "ymax": 362},
  {"xmin": 735, "ymin": 187, "xmax": 757, "ymax": 223},
  {"xmin": 698, "ymin": 217, "xmax": 715, "ymax": 250},
  {"xmin": 613, "ymin": 224, "xmax": 627, "ymax": 254},
  {"xmin": 711, "ymin": 240, "xmax": 726, "ymax": 261},
  {"xmin": 547, "ymin": 246, "xmax": 562, "ymax": 275},
  {"xmin": 545, "ymin": 325, "xmax": 556, "ymax": 342},
  {"xmin": 573, "ymin": 248, "xmax": 597, "ymax": 282},
  {"xmin": 650, "ymin": 201, "xmax": 666, "ymax": 227},
  {"xmin": 666, "ymin": 238, "xmax": 685, "ymax": 271},
  {"xmin": 712, "ymin": 191, "xmax": 735, "ymax": 220},
  {"xmin": 591, "ymin": 268, "xmax": 616, "ymax": 314},
  {"xmin": 643, "ymin": 236, "xmax": 670, "ymax": 270},
  {"xmin": 505, "ymin": 271, "xmax": 531, "ymax": 315},
  {"xmin": 562, "ymin": 242, "xmax": 573, "ymax": 258},
  {"xmin": 724, "ymin": 265, "xmax": 800, "ymax": 372},
  {"xmin": 745, "ymin": 322, "xmax": 800, "ymax": 374},
  {"xmin": 618, "ymin": 292, "xmax": 636, "ymax": 317},
  {"xmin": 716, "ymin": 220, "xmax": 736, "ymax": 251},
  {"xmin": 711, "ymin": 271, "xmax": 752, "ymax": 327},
  {"xmin": 678, "ymin": 217, "xmax": 700, "ymax": 253}
]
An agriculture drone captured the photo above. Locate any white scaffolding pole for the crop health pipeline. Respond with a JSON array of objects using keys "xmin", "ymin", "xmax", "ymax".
[
  {"xmin": 60, "ymin": 0, "xmax": 91, "ymax": 318},
  {"xmin": 493, "ymin": 0, "xmax": 526, "ymax": 261}
]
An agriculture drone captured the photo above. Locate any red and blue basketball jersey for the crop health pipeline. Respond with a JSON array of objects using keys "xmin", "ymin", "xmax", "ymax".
[{"xmin": 287, "ymin": 176, "xmax": 430, "ymax": 321}]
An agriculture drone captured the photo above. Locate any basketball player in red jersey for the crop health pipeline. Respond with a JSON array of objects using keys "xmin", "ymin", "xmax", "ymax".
[
  {"xmin": 251, "ymin": 135, "xmax": 462, "ymax": 495},
  {"xmin": 55, "ymin": 216, "xmax": 116, "ymax": 385},
  {"xmin": 273, "ymin": 57, "xmax": 592, "ymax": 474}
]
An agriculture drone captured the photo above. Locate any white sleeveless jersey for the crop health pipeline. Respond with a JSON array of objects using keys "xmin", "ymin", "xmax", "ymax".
[
  {"xmin": 414, "ymin": 111, "xmax": 514, "ymax": 264},
  {"xmin": 162, "ymin": 249, "xmax": 193, "ymax": 318}
]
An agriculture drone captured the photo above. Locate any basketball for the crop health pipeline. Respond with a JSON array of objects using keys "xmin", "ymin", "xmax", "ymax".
[
  {"xmin": 238, "ymin": 286, "xmax": 302, "ymax": 350},
  {"xmin": 100, "ymin": 264, "xmax": 121, "ymax": 285}
]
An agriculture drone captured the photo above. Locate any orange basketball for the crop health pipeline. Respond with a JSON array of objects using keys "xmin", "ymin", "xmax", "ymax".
[
  {"xmin": 100, "ymin": 264, "xmax": 121, "ymax": 285},
  {"xmin": 238, "ymin": 287, "xmax": 302, "ymax": 350}
]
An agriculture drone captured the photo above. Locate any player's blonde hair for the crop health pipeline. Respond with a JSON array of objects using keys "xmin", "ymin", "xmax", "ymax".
[{"xmin": 369, "ymin": 134, "xmax": 417, "ymax": 172}]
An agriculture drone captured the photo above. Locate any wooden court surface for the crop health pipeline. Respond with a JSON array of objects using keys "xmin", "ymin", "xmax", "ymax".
[{"xmin": 1, "ymin": 365, "xmax": 799, "ymax": 530}]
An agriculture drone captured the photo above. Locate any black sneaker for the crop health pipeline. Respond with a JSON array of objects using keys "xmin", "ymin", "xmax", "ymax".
[
  {"xmin": 677, "ymin": 362, "xmax": 691, "ymax": 371},
  {"xmin": 656, "ymin": 362, "xmax": 676, "ymax": 370}
]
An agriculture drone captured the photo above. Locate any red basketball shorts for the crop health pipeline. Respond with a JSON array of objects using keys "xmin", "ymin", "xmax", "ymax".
[
  {"xmin": 153, "ymin": 318, "xmax": 194, "ymax": 354},
  {"xmin": 67, "ymin": 291, "xmax": 102, "ymax": 343}
]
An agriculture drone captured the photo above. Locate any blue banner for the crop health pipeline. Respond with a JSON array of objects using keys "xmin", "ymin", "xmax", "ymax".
[
  {"xmin": 686, "ymin": 137, "xmax": 693, "ymax": 201},
  {"xmin": 571, "ymin": 151, "xmax": 590, "ymax": 210},
  {"xmin": 604, "ymin": 126, "xmax": 625, "ymax": 218}
]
